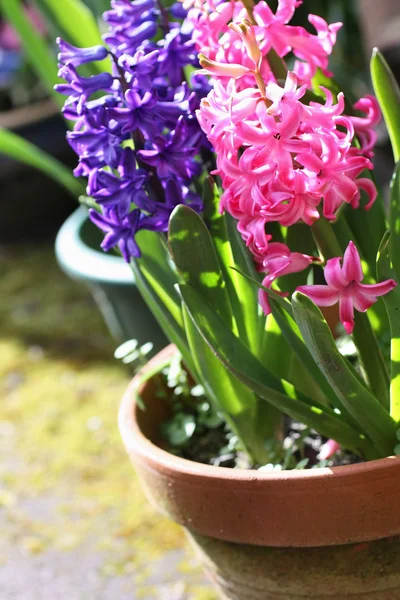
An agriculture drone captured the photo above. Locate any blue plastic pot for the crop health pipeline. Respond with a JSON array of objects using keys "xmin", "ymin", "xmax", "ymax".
[{"xmin": 55, "ymin": 207, "xmax": 167, "ymax": 352}]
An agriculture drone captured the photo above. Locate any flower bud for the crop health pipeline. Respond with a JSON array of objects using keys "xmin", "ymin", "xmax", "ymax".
[
  {"xmin": 198, "ymin": 54, "xmax": 250, "ymax": 79},
  {"xmin": 229, "ymin": 20, "xmax": 262, "ymax": 67}
]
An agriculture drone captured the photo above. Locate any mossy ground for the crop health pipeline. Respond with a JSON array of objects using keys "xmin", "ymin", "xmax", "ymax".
[{"xmin": 0, "ymin": 244, "xmax": 216, "ymax": 599}]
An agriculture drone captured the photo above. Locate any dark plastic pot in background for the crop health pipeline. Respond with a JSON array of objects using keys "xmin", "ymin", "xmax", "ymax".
[
  {"xmin": 0, "ymin": 99, "xmax": 77, "ymax": 243},
  {"xmin": 55, "ymin": 207, "xmax": 167, "ymax": 352}
]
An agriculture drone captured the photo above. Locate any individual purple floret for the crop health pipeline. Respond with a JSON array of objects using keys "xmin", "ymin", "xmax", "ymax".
[
  {"xmin": 107, "ymin": 89, "xmax": 158, "ymax": 138},
  {"xmin": 138, "ymin": 116, "xmax": 200, "ymax": 180},
  {"xmin": 55, "ymin": 65, "xmax": 114, "ymax": 114},
  {"xmin": 90, "ymin": 149, "xmax": 153, "ymax": 216},
  {"xmin": 89, "ymin": 207, "xmax": 144, "ymax": 262},
  {"xmin": 56, "ymin": 38, "xmax": 108, "ymax": 67},
  {"xmin": 157, "ymin": 29, "xmax": 197, "ymax": 86}
]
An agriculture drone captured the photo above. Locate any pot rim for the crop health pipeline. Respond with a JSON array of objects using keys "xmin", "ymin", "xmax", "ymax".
[
  {"xmin": 119, "ymin": 345, "xmax": 400, "ymax": 484},
  {"xmin": 55, "ymin": 207, "xmax": 134, "ymax": 286}
]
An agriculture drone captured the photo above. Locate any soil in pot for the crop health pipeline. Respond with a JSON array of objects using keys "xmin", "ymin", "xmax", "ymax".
[{"xmin": 151, "ymin": 354, "xmax": 363, "ymax": 472}]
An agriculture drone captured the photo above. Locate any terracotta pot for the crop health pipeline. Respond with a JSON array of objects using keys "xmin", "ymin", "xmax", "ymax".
[{"xmin": 119, "ymin": 346, "xmax": 400, "ymax": 599}]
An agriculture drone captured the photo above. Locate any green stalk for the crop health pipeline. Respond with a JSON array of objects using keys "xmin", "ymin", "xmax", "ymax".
[
  {"xmin": 377, "ymin": 232, "xmax": 400, "ymax": 423},
  {"xmin": 352, "ymin": 313, "xmax": 389, "ymax": 410},
  {"xmin": 312, "ymin": 216, "xmax": 389, "ymax": 406}
]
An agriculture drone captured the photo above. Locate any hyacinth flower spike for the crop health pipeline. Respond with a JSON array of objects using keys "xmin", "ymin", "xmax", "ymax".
[{"xmin": 297, "ymin": 241, "xmax": 397, "ymax": 335}]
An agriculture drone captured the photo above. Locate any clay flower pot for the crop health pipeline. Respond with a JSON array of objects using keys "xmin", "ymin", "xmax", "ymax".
[{"xmin": 119, "ymin": 346, "xmax": 400, "ymax": 599}]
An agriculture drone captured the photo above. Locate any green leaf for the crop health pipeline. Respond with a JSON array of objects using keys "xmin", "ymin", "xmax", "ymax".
[
  {"xmin": 0, "ymin": 129, "xmax": 83, "ymax": 197},
  {"xmin": 131, "ymin": 231, "xmax": 196, "ymax": 377},
  {"xmin": 230, "ymin": 267, "xmax": 294, "ymax": 316},
  {"xmin": 202, "ymin": 179, "xmax": 262, "ymax": 351},
  {"xmin": 38, "ymin": 0, "xmax": 111, "ymax": 74},
  {"xmin": 311, "ymin": 67, "xmax": 342, "ymax": 99},
  {"xmin": 161, "ymin": 413, "xmax": 196, "ymax": 447},
  {"xmin": 377, "ymin": 231, "xmax": 400, "ymax": 423},
  {"xmin": 371, "ymin": 48, "xmax": 400, "ymax": 162},
  {"xmin": 136, "ymin": 230, "xmax": 183, "ymax": 327},
  {"xmin": 168, "ymin": 204, "xmax": 235, "ymax": 330},
  {"xmin": 182, "ymin": 306, "xmax": 271, "ymax": 464},
  {"xmin": 178, "ymin": 283, "xmax": 377, "ymax": 460},
  {"xmin": 224, "ymin": 213, "xmax": 267, "ymax": 357},
  {"xmin": 0, "ymin": 0, "xmax": 63, "ymax": 109},
  {"xmin": 389, "ymin": 162, "xmax": 400, "ymax": 281},
  {"xmin": 292, "ymin": 292, "xmax": 396, "ymax": 457}
]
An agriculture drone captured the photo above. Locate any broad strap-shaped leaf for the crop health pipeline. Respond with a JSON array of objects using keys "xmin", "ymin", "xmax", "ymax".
[
  {"xmin": 136, "ymin": 230, "xmax": 183, "ymax": 326},
  {"xmin": 131, "ymin": 230, "xmax": 195, "ymax": 376},
  {"xmin": 389, "ymin": 162, "xmax": 400, "ymax": 281},
  {"xmin": 201, "ymin": 180, "xmax": 248, "ymax": 339},
  {"xmin": 0, "ymin": 129, "xmax": 84, "ymax": 197},
  {"xmin": 202, "ymin": 178, "xmax": 266, "ymax": 354},
  {"xmin": 230, "ymin": 267, "xmax": 294, "ymax": 315},
  {"xmin": 0, "ymin": 0, "xmax": 63, "ymax": 109},
  {"xmin": 371, "ymin": 48, "xmax": 400, "ymax": 162},
  {"xmin": 292, "ymin": 292, "xmax": 397, "ymax": 457},
  {"xmin": 178, "ymin": 283, "xmax": 378, "ymax": 460},
  {"xmin": 168, "ymin": 204, "xmax": 235, "ymax": 330},
  {"xmin": 224, "ymin": 213, "xmax": 267, "ymax": 357},
  {"xmin": 377, "ymin": 231, "xmax": 400, "ymax": 423},
  {"xmin": 182, "ymin": 306, "xmax": 273, "ymax": 464}
]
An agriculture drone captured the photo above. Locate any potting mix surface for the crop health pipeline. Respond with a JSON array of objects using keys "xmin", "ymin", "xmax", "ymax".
[{"xmin": 0, "ymin": 244, "xmax": 216, "ymax": 600}]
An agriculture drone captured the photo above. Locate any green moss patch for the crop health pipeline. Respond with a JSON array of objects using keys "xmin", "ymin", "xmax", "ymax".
[{"xmin": 0, "ymin": 244, "xmax": 216, "ymax": 598}]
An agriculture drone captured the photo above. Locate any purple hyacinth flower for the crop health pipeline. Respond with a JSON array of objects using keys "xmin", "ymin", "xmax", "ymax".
[
  {"xmin": 56, "ymin": 65, "xmax": 114, "ymax": 114},
  {"xmin": 154, "ymin": 84, "xmax": 197, "ymax": 125},
  {"xmin": 140, "ymin": 177, "xmax": 203, "ymax": 232},
  {"xmin": 138, "ymin": 116, "xmax": 200, "ymax": 179},
  {"xmin": 118, "ymin": 48, "xmax": 159, "ymax": 89},
  {"xmin": 89, "ymin": 207, "xmax": 143, "ymax": 262},
  {"xmin": 107, "ymin": 89, "xmax": 160, "ymax": 138},
  {"xmin": 57, "ymin": 38, "xmax": 108, "ymax": 67}
]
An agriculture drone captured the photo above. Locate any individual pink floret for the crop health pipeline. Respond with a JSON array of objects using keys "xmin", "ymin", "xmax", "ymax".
[
  {"xmin": 318, "ymin": 439, "xmax": 341, "ymax": 461},
  {"xmin": 297, "ymin": 241, "xmax": 397, "ymax": 335}
]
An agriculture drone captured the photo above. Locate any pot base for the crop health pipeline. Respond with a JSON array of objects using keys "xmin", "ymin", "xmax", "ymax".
[{"xmin": 187, "ymin": 531, "xmax": 400, "ymax": 599}]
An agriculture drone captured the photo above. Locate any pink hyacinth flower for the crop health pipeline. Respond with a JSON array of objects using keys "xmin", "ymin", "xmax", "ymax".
[{"xmin": 297, "ymin": 241, "xmax": 397, "ymax": 335}]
